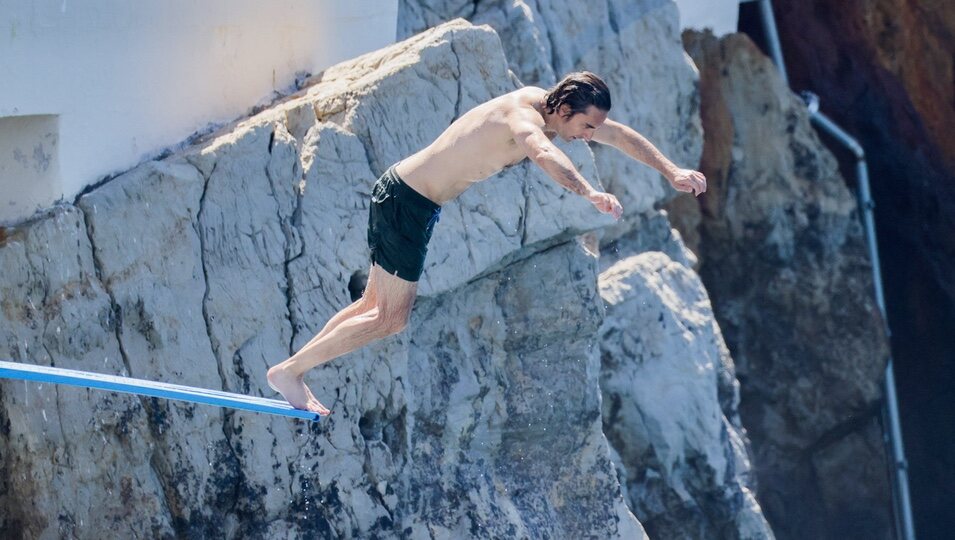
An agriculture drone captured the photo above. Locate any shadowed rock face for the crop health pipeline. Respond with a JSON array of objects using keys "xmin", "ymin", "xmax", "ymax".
[
  {"xmin": 747, "ymin": 2, "xmax": 955, "ymax": 536},
  {"xmin": 679, "ymin": 31, "xmax": 892, "ymax": 540}
]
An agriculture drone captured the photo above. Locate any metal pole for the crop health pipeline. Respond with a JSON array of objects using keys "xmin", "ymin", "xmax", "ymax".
[
  {"xmin": 883, "ymin": 358, "xmax": 916, "ymax": 540},
  {"xmin": 757, "ymin": 0, "xmax": 788, "ymax": 85},
  {"xmin": 812, "ymin": 111, "xmax": 917, "ymax": 539},
  {"xmin": 810, "ymin": 105, "xmax": 916, "ymax": 540}
]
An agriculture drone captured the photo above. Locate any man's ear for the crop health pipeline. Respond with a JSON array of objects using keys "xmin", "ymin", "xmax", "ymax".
[{"xmin": 559, "ymin": 103, "xmax": 575, "ymax": 119}]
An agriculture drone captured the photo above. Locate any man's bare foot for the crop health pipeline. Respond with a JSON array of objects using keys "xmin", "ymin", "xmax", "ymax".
[{"xmin": 267, "ymin": 365, "xmax": 331, "ymax": 416}]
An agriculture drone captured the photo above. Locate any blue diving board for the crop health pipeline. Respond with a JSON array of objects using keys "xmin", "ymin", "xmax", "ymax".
[{"xmin": 0, "ymin": 360, "xmax": 320, "ymax": 422}]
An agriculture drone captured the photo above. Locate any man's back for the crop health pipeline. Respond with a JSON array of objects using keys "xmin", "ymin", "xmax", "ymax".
[{"xmin": 395, "ymin": 86, "xmax": 548, "ymax": 203}]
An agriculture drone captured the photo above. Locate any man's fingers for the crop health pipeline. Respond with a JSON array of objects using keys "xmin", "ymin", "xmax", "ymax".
[
  {"xmin": 671, "ymin": 171, "xmax": 706, "ymax": 196},
  {"xmin": 595, "ymin": 194, "xmax": 622, "ymax": 219},
  {"xmin": 687, "ymin": 178, "xmax": 704, "ymax": 195}
]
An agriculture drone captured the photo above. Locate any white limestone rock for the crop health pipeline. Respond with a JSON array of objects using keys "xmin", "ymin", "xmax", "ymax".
[
  {"xmin": 399, "ymin": 241, "xmax": 646, "ymax": 539},
  {"xmin": 600, "ymin": 209, "xmax": 699, "ymax": 272},
  {"xmin": 599, "ymin": 252, "xmax": 774, "ymax": 539},
  {"xmin": 76, "ymin": 159, "xmax": 259, "ymax": 531},
  {"xmin": 254, "ymin": 19, "xmax": 614, "ymax": 298}
]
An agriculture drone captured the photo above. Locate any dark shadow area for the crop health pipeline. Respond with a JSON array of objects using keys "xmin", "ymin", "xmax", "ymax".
[
  {"xmin": 348, "ymin": 270, "xmax": 368, "ymax": 302},
  {"xmin": 739, "ymin": 2, "xmax": 955, "ymax": 537}
]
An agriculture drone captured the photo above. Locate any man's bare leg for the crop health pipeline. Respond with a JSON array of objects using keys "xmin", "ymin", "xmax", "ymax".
[
  {"xmin": 268, "ymin": 265, "xmax": 417, "ymax": 414},
  {"xmin": 275, "ymin": 266, "xmax": 380, "ymax": 409},
  {"xmin": 296, "ymin": 265, "xmax": 380, "ymax": 352}
]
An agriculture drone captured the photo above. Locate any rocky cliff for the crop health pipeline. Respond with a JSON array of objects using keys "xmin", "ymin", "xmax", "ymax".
[
  {"xmin": 599, "ymin": 251, "xmax": 772, "ymax": 539},
  {"xmin": 0, "ymin": 1, "xmax": 895, "ymax": 538},
  {"xmin": 0, "ymin": 15, "xmax": 764, "ymax": 538}
]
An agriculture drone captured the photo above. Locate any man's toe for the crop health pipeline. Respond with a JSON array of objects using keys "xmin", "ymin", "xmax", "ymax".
[{"xmin": 307, "ymin": 400, "xmax": 330, "ymax": 416}]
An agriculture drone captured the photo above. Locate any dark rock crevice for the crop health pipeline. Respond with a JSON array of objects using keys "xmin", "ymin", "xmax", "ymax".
[
  {"xmin": 194, "ymin": 161, "xmax": 222, "ymax": 375},
  {"xmin": 448, "ymin": 31, "xmax": 464, "ymax": 121},
  {"xmin": 264, "ymin": 124, "xmax": 307, "ymax": 356},
  {"xmin": 801, "ymin": 401, "xmax": 883, "ymax": 459},
  {"xmin": 78, "ymin": 205, "xmax": 133, "ymax": 379},
  {"xmin": 190, "ymin": 159, "xmax": 248, "ymax": 533}
]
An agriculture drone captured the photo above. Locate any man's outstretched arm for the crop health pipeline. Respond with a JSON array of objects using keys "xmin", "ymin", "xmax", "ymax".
[
  {"xmin": 511, "ymin": 115, "xmax": 623, "ymax": 219},
  {"xmin": 592, "ymin": 119, "xmax": 707, "ymax": 196}
]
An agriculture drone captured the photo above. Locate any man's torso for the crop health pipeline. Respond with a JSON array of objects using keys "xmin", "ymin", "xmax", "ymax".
[{"xmin": 394, "ymin": 86, "xmax": 551, "ymax": 204}]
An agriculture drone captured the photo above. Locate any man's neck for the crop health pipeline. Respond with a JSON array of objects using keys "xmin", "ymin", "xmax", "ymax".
[{"xmin": 537, "ymin": 97, "xmax": 558, "ymax": 134}]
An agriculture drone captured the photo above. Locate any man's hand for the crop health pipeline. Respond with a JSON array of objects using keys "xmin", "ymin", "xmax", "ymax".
[
  {"xmin": 588, "ymin": 191, "xmax": 623, "ymax": 220},
  {"xmin": 669, "ymin": 169, "xmax": 707, "ymax": 196}
]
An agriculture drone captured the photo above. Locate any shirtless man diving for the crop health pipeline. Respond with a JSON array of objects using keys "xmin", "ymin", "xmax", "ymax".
[{"xmin": 267, "ymin": 71, "xmax": 707, "ymax": 415}]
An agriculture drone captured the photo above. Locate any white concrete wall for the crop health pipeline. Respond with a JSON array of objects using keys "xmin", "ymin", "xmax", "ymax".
[
  {"xmin": 0, "ymin": 115, "xmax": 60, "ymax": 220},
  {"xmin": 673, "ymin": 0, "xmax": 739, "ymax": 36},
  {"xmin": 0, "ymin": 0, "xmax": 398, "ymax": 224}
]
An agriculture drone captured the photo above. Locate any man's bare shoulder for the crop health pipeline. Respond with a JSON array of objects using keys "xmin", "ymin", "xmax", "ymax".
[
  {"xmin": 503, "ymin": 85, "xmax": 547, "ymax": 102},
  {"xmin": 495, "ymin": 86, "xmax": 547, "ymax": 127}
]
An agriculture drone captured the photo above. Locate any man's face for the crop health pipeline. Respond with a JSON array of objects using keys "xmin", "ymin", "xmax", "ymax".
[{"xmin": 557, "ymin": 104, "xmax": 608, "ymax": 142}]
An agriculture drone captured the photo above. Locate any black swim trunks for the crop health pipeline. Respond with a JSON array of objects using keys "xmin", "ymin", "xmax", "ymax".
[{"xmin": 368, "ymin": 165, "xmax": 442, "ymax": 282}]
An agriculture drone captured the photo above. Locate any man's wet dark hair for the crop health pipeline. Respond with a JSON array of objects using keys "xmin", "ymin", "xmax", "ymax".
[{"xmin": 544, "ymin": 71, "xmax": 611, "ymax": 117}]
